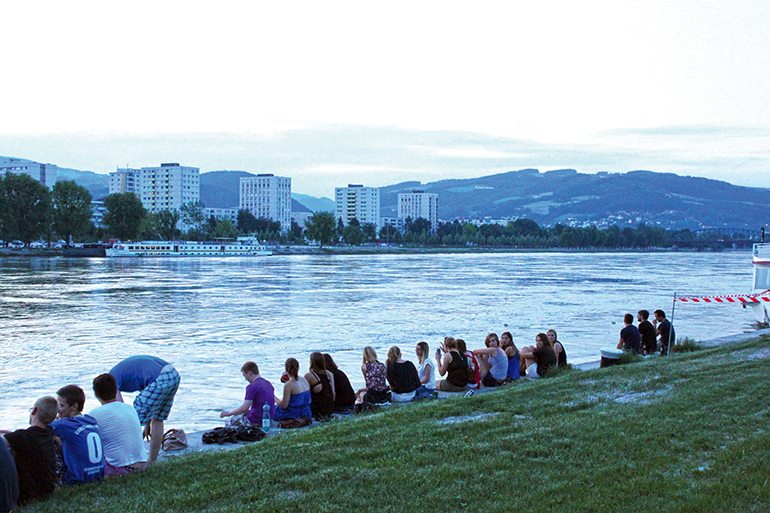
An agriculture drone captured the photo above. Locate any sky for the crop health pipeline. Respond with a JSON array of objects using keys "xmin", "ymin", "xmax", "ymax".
[{"xmin": 1, "ymin": 0, "xmax": 769, "ymax": 197}]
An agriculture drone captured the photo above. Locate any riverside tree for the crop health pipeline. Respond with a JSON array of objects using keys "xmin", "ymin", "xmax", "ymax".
[
  {"xmin": 305, "ymin": 212, "xmax": 336, "ymax": 247},
  {"xmin": 52, "ymin": 180, "xmax": 93, "ymax": 243},
  {"xmin": 0, "ymin": 173, "xmax": 53, "ymax": 243},
  {"xmin": 103, "ymin": 192, "xmax": 147, "ymax": 241}
]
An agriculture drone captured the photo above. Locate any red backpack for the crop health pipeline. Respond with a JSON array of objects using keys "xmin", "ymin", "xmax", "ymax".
[{"xmin": 464, "ymin": 351, "xmax": 480, "ymax": 388}]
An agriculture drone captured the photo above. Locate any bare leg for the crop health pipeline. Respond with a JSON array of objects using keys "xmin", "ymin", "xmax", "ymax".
[
  {"xmin": 476, "ymin": 354, "xmax": 491, "ymax": 376},
  {"xmin": 148, "ymin": 418, "xmax": 164, "ymax": 463}
]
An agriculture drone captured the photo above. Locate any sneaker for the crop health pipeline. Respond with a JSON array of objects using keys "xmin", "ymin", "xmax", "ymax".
[{"xmin": 464, "ymin": 390, "xmax": 474, "ymax": 397}]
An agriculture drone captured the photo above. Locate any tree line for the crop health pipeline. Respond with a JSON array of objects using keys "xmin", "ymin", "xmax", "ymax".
[{"xmin": 0, "ymin": 176, "xmax": 748, "ymax": 250}]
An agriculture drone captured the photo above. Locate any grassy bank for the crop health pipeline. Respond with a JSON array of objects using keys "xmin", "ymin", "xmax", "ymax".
[{"xmin": 24, "ymin": 336, "xmax": 770, "ymax": 512}]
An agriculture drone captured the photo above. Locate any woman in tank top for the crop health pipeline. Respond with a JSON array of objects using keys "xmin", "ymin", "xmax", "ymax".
[
  {"xmin": 473, "ymin": 333, "xmax": 508, "ymax": 387},
  {"xmin": 305, "ymin": 352, "xmax": 335, "ymax": 420},
  {"xmin": 436, "ymin": 337, "xmax": 469, "ymax": 392},
  {"xmin": 274, "ymin": 358, "xmax": 312, "ymax": 422},
  {"xmin": 500, "ymin": 331, "xmax": 521, "ymax": 380}
]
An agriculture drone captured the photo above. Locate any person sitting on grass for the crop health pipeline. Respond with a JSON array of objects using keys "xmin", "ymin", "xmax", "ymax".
[
  {"xmin": 617, "ymin": 313, "xmax": 642, "ymax": 355},
  {"xmin": 1, "ymin": 396, "xmax": 58, "ymax": 506},
  {"xmin": 473, "ymin": 333, "xmax": 508, "ymax": 387},
  {"xmin": 414, "ymin": 341, "xmax": 436, "ymax": 397},
  {"xmin": 90, "ymin": 374, "xmax": 148, "ymax": 478},
  {"xmin": 386, "ymin": 346, "xmax": 421, "ymax": 402},
  {"xmin": 521, "ymin": 333, "xmax": 557, "ymax": 378},
  {"xmin": 435, "ymin": 337, "xmax": 469, "ymax": 392},
  {"xmin": 500, "ymin": 331, "xmax": 521, "ymax": 381},
  {"xmin": 51, "ymin": 385, "xmax": 105, "ymax": 486},
  {"xmin": 0, "ymin": 438, "xmax": 19, "ymax": 512},
  {"xmin": 305, "ymin": 352, "xmax": 336, "ymax": 420},
  {"xmin": 356, "ymin": 347, "xmax": 390, "ymax": 404},
  {"xmin": 274, "ymin": 358, "xmax": 312, "ymax": 425},
  {"xmin": 323, "ymin": 354, "xmax": 356, "ymax": 412},
  {"xmin": 548, "ymin": 329, "xmax": 568, "ymax": 366},
  {"xmin": 637, "ymin": 310, "xmax": 657, "ymax": 356},
  {"xmin": 220, "ymin": 361, "xmax": 275, "ymax": 427},
  {"xmin": 456, "ymin": 338, "xmax": 479, "ymax": 389}
]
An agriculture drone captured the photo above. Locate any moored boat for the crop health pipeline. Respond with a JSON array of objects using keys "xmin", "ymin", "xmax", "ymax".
[
  {"xmin": 106, "ymin": 237, "xmax": 272, "ymax": 257},
  {"xmin": 750, "ymin": 242, "xmax": 770, "ymax": 323}
]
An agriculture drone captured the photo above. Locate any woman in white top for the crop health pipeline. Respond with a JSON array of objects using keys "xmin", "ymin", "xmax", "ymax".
[{"xmin": 415, "ymin": 341, "xmax": 436, "ymax": 393}]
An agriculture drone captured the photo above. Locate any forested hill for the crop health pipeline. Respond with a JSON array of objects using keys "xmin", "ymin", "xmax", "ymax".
[{"xmin": 380, "ymin": 169, "xmax": 769, "ymax": 231}]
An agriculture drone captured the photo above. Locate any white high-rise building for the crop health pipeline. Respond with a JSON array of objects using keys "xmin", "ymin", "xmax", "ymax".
[
  {"xmin": 108, "ymin": 167, "xmax": 141, "ymax": 196},
  {"xmin": 398, "ymin": 190, "xmax": 439, "ymax": 233},
  {"xmin": 139, "ymin": 163, "xmax": 200, "ymax": 213},
  {"xmin": 0, "ymin": 158, "xmax": 58, "ymax": 188},
  {"xmin": 239, "ymin": 174, "xmax": 292, "ymax": 232},
  {"xmin": 335, "ymin": 184, "xmax": 380, "ymax": 229}
]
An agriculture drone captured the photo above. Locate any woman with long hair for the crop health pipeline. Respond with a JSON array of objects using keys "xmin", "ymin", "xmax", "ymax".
[
  {"xmin": 274, "ymin": 358, "xmax": 312, "ymax": 423},
  {"xmin": 521, "ymin": 333, "xmax": 557, "ymax": 378},
  {"xmin": 305, "ymin": 352, "xmax": 336, "ymax": 420},
  {"xmin": 435, "ymin": 337, "xmax": 469, "ymax": 392},
  {"xmin": 415, "ymin": 341, "xmax": 436, "ymax": 395},
  {"xmin": 500, "ymin": 331, "xmax": 521, "ymax": 380},
  {"xmin": 386, "ymin": 346, "xmax": 421, "ymax": 402},
  {"xmin": 323, "ymin": 353, "xmax": 355, "ymax": 411},
  {"xmin": 548, "ymin": 329, "xmax": 567, "ymax": 367},
  {"xmin": 356, "ymin": 346, "xmax": 389, "ymax": 404},
  {"xmin": 473, "ymin": 333, "xmax": 508, "ymax": 387}
]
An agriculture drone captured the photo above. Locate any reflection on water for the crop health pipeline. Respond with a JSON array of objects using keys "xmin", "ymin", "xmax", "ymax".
[{"xmin": 0, "ymin": 251, "xmax": 756, "ymax": 431}]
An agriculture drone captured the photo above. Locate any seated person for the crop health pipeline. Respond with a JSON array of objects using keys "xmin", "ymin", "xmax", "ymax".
[
  {"xmin": 435, "ymin": 337, "xmax": 469, "ymax": 392},
  {"xmin": 521, "ymin": 333, "xmax": 557, "ymax": 378},
  {"xmin": 637, "ymin": 310, "xmax": 657, "ymax": 355},
  {"xmin": 324, "ymin": 354, "xmax": 356, "ymax": 412},
  {"xmin": 305, "ymin": 352, "xmax": 336, "ymax": 420},
  {"xmin": 618, "ymin": 313, "xmax": 642, "ymax": 354},
  {"xmin": 356, "ymin": 347, "xmax": 390, "ymax": 404},
  {"xmin": 274, "ymin": 358, "xmax": 312, "ymax": 423},
  {"xmin": 386, "ymin": 346, "xmax": 421, "ymax": 402},
  {"xmin": 1, "ymin": 396, "xmax": 58, "ymax": 505},
  {"xmin": 654, "ymin": 309, "xmax": 676, "ymax": 356},
  {"xmin": 0, "ymin": 435, "xmax": 19, "ymax": 512},
  {"xmin": 473, "ymin": 333, "xmax": 508, "ymax": 387},
  {"xmin": 415, "ymin": 341, "xmax": 436, "ymax": 396},
  {"xmin": 90, "ymin": 374, "xmax": 148, "ymax": 477},
  {"xmin": 220, "ymin": 361, "xmax": 275, "ymax": 427},
  {"xmin": 500, "ymin": 331, "xmax": 521, "ymax": 380},
  {"xmin": 456, "ymin": 339, "xmax": 479, "ymax": 389},
  {"xmin": 51, "ymin": 385, "xmax": 105, "ymax": 485},
  {"xmin": 548, "ymin": 329, "xmax": 568, "ymax": 366}
]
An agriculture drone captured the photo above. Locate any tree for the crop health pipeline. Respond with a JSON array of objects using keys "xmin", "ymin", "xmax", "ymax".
[
  {"xmin": 378, "ymin": 224, "xmax": 401, "ymax": 244},
  {"xmin": 342, "ymin": 224, "xmax": 365, "ymax": 246},
  {"xmin": 237, "ymin": 209, "xmax": 260, "ymax": 233},
  {"xmin": 180, "ymin": 201, "xmax": 205, "ymax": 232},
  {"xmin": 52, "ymin": 180, "xmax": 93, "ymax": 243},
  {"xmin": 103, "ymin": 193, "xmax": 147, "ymax": 241},
  {"xmin": 1, "ymin": 173, "xmax": 53, "ymax": 243},
  {"xmin": 157, "ymin": 209, "xmax": 181, "ymax": 240},
  {"xmin": 306, "ymin": 212, "xmax": 337, "ymax": 247}
]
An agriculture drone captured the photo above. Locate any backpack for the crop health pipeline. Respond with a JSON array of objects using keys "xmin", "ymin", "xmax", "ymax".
[{"xmin": 465, "ymin": 352, "xmax": 480, "ymax": 388}]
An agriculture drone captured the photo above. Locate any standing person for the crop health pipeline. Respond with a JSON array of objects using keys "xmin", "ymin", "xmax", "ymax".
[
  {"xmin": 386, "ymin": 346, "xmax": 421, "ymax": 402},
  {"xmin": 305, "ymin": 352, "xmax": 336, "ymax": 420},
  {"xmin": 617, "ymin": 313, "xmax": 642, "ymax": 354},
  {"xmin": 521, "ymin": 333, "xmax": 557, "ymax": 378},
  {"xmin": 500, "ymin": 331, "xmax": 521, "ymax": 381},
  {"xmin": 415, "ymin": 341, "xmax": 436, "ymax": 395},
  {"xmin": 109, "ymin": 355, "xmax": 180, "ymax": 464},
  {"xmin": 473, "ymin": 333, "xmax": 508, "ymax": 387},
  {"xmin": 0, "ymin": 440, "xmax": 18, "ymax": 513},
  {"xmin": 274, "ymin": 358, "xmax": 312, "ymax": 425},
  {"xmin": 435, "ymin": 337, "xmax": 469, "ymax": 392},
  {"xmin": 50, "ymin": 385, "xmax": 105, "ymax": 486},
  {"xmin": 637, "ymin": 310, "xmax": 657, "ymax": 355},
  {"xmin": 1, "ymin": 396, "xmax": 58, "ymax": 505},
  {"xmin": 548, "ymin": 329, "xmax": 568, "ymax": 367},
  {"xmin": 357, "ymin": 347, "xmax": 389, "ymax": 404},
  {"xmin": 90, "ymin": 373, "xmax": 148, "ymax": 477},
  {"xmin": 220, "ymin": 362, "xmax": 275, "ymax": 427},
  {"xmin": 323, "ymin": 354, "xmax": 356, "ymax": 412},
  {"xmin": 654, "ymin": 309, "xmax": 676, "ymax": 356}
]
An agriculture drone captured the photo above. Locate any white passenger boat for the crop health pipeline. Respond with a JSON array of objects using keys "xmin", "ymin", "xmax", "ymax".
[
  {"xmin": 750, "ymin": 242, "xmax": 770, "ymax": 323},
  {"xmin": 106, "ymin": 238, "xmax": 272, "ymax": 257}
]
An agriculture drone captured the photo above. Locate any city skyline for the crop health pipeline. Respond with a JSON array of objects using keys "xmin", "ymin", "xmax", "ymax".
[{"xmin": 1, "ymin": 1, "xmax": 768, "ymax": 197}]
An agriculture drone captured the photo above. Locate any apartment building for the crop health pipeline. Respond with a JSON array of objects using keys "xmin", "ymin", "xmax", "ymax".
[
  {"xmin": 398, "ymin": 190, "xmax": 439, "ymax": 233},
  {"xmin": 0, "ymin": 158, "xmax": 58, "ymax": 188},
  {"xmin": 139, "ymin": 163, "xmax": 200, "ymax": 213},
  {"xmin": 239, "ymin": 174, "xmax": 292, "ymax": 232},
  {"xmin": 334, "ymin": 184, "xmax": 380, "ymax": 229},
  {"xmin": 108, "ymin": 167, "xmax": 141, "ymax": 195}
]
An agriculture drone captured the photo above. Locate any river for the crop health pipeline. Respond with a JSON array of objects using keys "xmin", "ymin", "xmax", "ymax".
[{"xmin": 0, "ymin": 250, "xmax": 758, "ymax": 431}]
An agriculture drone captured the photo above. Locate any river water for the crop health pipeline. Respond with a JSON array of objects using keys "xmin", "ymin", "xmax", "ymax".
[{"xmin": 0, "ymin": 251, "xmax": 757, "ymax": 431}]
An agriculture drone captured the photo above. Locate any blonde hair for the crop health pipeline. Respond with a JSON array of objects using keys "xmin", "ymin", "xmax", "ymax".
[
  {"xmin": 34, "ymin": 396, "xmax": 59, "ymax": 425},
  {"xmin": 444, "ymin": 337, "xmax": 458, "ymax": 350},
  {"xmin": 363, "ymin": 346, "xmax": 378, "ymax": 364},
  {"xmin": 416, "ymin": 341, "xmax": 429, "ymax": 363},
  {"xmin": 386, "ymin": 346, "xmax": 401, "ymax": 366}
]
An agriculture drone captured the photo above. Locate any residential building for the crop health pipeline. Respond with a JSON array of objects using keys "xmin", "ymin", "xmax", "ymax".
[
  {"xmin": 398, "ymin": 190, "xmax": 439, "ymax": 233},
  {"xmin": 91, "ymin": 198, "xmax": 107, "ymax": 228},
  {"xmin": 202, "ymin": 207, "xmax": 238, "ymax": 225},
  {"xmin": 108, "ymin": 167, "xmax": 141, "ymax": 195},
  {"xmin": 334, "ymin": 184, "xmax": 380, "ymax": 229},
  {"xmin": 139, "ymin": 162, "xmax": 200, "ymax": 215},
  {"xmin": 0, "ymin": 157, "xmax": 58, "ymax": 188},
  {"xmin": 291, "ymin": 199, "xmax": 313, "ymax": 230},
  {"xmin": 239, "ymin": 174, "xmax": 292, "ymax": 232}
]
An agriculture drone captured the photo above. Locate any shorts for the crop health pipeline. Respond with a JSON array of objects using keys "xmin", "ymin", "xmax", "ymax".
[
  {"xmin": 437, "ymin": 380, "xmax": 468, "ymax": 392},
  {"xmin": 133, "ymin": 365, "xmax": 180, "ymax": 424},
  {"xmin": 525, "ymin": 363, "xmax": 540, "ymax": 379}
]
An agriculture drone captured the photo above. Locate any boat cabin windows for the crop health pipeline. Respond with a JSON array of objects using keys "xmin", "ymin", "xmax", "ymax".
[{"xmin": 755, "ymin": 268, "xmax": 770, "ymax": 290}]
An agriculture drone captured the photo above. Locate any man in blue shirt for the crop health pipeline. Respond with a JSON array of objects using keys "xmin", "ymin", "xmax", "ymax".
[
  {"xmin": 110, "ymin": 355, "xmax": 180, "ymax": 463},
  {"xmin": 617, "ymin": 313, "xmax": 642, "ymax": 354},
  {"xmin": 50, "ymin": 385, "xmax": 105, "ymax": 486}
]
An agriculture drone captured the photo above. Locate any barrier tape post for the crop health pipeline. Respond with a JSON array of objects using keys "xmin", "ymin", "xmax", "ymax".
[{"xmin": 669, "ymin": 292, "xmax": 677, "ymax": 355}]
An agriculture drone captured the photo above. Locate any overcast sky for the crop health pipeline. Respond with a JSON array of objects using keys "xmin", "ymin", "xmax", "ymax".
[{"xmin": 1, "ymin": 1, "xmax": 768, "ymax": 197}]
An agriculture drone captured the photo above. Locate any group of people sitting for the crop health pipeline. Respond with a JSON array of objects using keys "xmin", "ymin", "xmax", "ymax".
[
  {"xmin": 616, "ymin": 309, "xmax": 676, "ymax": 356},
  {"xmin": 219, "ymin": 330, "xmax": 568, "ymax": 431},
  {"xmin": 1, "ymin": 355, "xmax": 179, "ymax": 510}
]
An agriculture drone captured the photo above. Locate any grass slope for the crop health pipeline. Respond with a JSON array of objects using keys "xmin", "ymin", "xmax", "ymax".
[{"xmin": 24, "ymin": 337, "xmax": 770, "ymax": 513}]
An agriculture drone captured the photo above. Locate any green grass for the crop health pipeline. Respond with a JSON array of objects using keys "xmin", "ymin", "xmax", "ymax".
[{"xmin": 24, "ymin": 336, "xmax": 770, "ymax": 512}]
